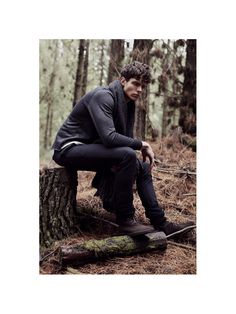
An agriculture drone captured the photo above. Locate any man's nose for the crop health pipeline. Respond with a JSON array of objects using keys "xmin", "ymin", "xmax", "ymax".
[{"xmin": 137, "ymin": 85, "xmax": 142, "ymax": 92}]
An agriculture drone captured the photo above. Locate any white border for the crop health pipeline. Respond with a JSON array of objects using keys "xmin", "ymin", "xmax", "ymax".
[{"xmin": 1, "ymin": 1, "xmax": 235, "ymax": 313}]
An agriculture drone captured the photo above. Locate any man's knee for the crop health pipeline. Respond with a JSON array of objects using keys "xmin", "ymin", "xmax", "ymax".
[
  {"xmin": 136, "ymin": 160, "xmax": 151, "ymax": 177},
  {"xmin": 121, "ymin": 147, "xmax": 137, "ymax": 161}
]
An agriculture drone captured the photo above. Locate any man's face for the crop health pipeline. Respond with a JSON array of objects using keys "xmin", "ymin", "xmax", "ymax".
[{"xmin": 120, "ymin": 77, "xmax": 147, "ymax": 101}]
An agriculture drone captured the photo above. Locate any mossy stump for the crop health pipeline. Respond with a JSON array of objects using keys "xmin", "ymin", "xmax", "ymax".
[{"xmin": 40, "ymin": 167, "xmax": 78, "ymax": 248}]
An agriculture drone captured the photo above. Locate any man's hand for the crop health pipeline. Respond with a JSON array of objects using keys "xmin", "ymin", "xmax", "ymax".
[{"xmin": 141, "ymin": 141, "xmax": 155, "ymax": 171}]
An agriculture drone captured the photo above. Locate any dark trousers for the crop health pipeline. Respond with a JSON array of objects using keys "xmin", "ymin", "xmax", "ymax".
[{"xmin": 53, "ymin": 143, "xmax": 165, "ymax": 224}]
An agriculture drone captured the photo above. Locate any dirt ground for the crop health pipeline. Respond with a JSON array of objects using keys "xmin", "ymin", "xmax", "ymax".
[{"xmin": 40, "ymin": 134, "xmax": 196, "ymax": 275}]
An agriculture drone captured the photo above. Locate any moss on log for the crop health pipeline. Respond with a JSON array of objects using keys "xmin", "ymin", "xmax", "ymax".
[{"xmin": 61, "ymin": 231, "xmax": 167, "ymax": 266}]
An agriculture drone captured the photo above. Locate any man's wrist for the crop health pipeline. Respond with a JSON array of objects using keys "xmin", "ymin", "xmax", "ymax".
[{"xmin": 141, "ymin": 141, "xmax": 150, "ymax": 150}]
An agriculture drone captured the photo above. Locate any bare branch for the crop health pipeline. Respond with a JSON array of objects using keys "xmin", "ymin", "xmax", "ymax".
[{"xmin": 167, "ymin": 240, "xmax": 196, "ymax": 251}]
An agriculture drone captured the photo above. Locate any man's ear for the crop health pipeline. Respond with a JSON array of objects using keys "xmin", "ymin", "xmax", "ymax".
[{"xmin": 120, "ymin": 77, "xmax": 126, "ymax": 86}]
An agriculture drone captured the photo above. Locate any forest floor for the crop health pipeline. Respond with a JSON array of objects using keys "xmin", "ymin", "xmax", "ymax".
[{"xmin": 40, "ymin": 134, "xmax": 196, "ymax": 275}]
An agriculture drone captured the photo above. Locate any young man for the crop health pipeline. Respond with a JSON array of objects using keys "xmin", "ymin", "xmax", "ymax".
[{"xmin": 52, "ymin": 61, "xmax": 194, "ymax": 236}]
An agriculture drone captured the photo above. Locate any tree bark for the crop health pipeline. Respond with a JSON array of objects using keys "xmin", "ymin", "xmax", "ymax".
[
  {"xmin": 132, "ymin": 39, "xmax": 153, "ymax": 140},
  {"xmin": 60, "ymin": 231, "xmax": 167, "ymax": 266},
  {"xmin": 99, "ymin": 40, "xmax": 106, "ymax": 86},
  {"xmin": 73, "ymin": 39, "xmax": 86, "ymax": 106},
  {"xmin": 179, "ymin": 39, "xmax": 196, "ymax": 135},
  {"xmin": 81, "ymin": 40, "xmax": 90, "ymax": 96},
  {"xmin": 43, "ymin": 40, "xmax": 59, "ymax": 149},
  {"xmin": 107, "ymin": 40, "xmax": 125, "ymax": 84},
  {"xmin": 40, "ymin": 167, "xmax": 78, "ymax": 248},
  {"xmin": 160, "ymin": 40, "xmax": 173, "ymax": 137}
]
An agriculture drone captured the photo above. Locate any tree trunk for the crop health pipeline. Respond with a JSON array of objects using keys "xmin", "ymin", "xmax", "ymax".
[
  {"xmin": 161, "ymin": 98, "xmax": 169, "ymax": 137},
  {"xmin": 61, "ymin": 231, "xmax": 167, "ymax": 266},
  {"xmin": 132, "ymin": 39, "xmax": 153, "ymax": 140},
  {"xmin": 81, "ymin": 40, "xmax": 90, "ymax": 96},
  {"xmin": 179, "ymin": 39, "xmax": 196, "ymax": 135},
  {"xmin": 43, "ymin": 41, "xmax": 59, "ymax": 149},
  {"xmin": 107, "ymin": 40, "xmax": 125, "ymax": 84},
  {"xmin": 160, "ymin": 40, "xmax": 172, "ymax": 137},
  {"xmin": 73, "ymin": 39, "xmax": 86, "ymax": 106},
  {"xmin": 99, "ymin": 40, "xmax": 106, "ymax": 86},
  {"xmin": 40, "ymin": 167, "xmax": 78, "ymax": 248}
]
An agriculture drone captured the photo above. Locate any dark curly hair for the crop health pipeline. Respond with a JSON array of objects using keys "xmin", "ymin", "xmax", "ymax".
[{"xmin": 120, "ymin": 61, "xmax": 151, "ymax": 84}]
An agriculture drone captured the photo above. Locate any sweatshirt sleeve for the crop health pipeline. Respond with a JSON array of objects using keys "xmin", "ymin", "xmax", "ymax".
[{"xmin": 86, "ymin": 90, "xmax": 142, "ymax": 150}]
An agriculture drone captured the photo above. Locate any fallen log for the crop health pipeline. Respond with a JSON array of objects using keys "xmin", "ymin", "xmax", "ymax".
[{"xmin": 60, "ymin": 231, "xmax": 167, "ymax": 266}]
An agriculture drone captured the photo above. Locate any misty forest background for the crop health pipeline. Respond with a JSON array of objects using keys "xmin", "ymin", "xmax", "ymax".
[{"xmin": 40, "ymin": 39, "xmax": 196, "ymax": 162}]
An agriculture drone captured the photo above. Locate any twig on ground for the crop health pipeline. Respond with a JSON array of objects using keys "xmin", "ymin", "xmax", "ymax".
[
  {"xmin": 40, "ymin": 247, "xmax": 60, "ymax": 264},
  {"xmin": 166, "ymin": 225, "xmax": 196, "ymax": 239},
  {"xmin": 154, "ymin": 167, "xmax": 196, "ymax": 176},
  {"xmin": 167, "ymin": 240, "xmax": 196, "ymax": 251}
]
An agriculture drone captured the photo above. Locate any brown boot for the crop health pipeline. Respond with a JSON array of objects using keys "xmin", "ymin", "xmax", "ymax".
[
  {"xmin": 153, "ymin": 220, "xmax": 195, "ymax": 238},
  {"xmin": 117, "ymin": 218, "xmax": 155, "ymax": 236}
]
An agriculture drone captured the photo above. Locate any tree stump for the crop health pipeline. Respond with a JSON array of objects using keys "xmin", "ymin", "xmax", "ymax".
[{"xmin": 40, "ymin": 166, "xmax": 78, "ymax": 248}]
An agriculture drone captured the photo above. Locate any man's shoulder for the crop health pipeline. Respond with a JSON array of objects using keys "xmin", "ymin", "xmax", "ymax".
[{"xmin": 90, "ymin": 86, "xmax": 114, "ymax": 104}]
